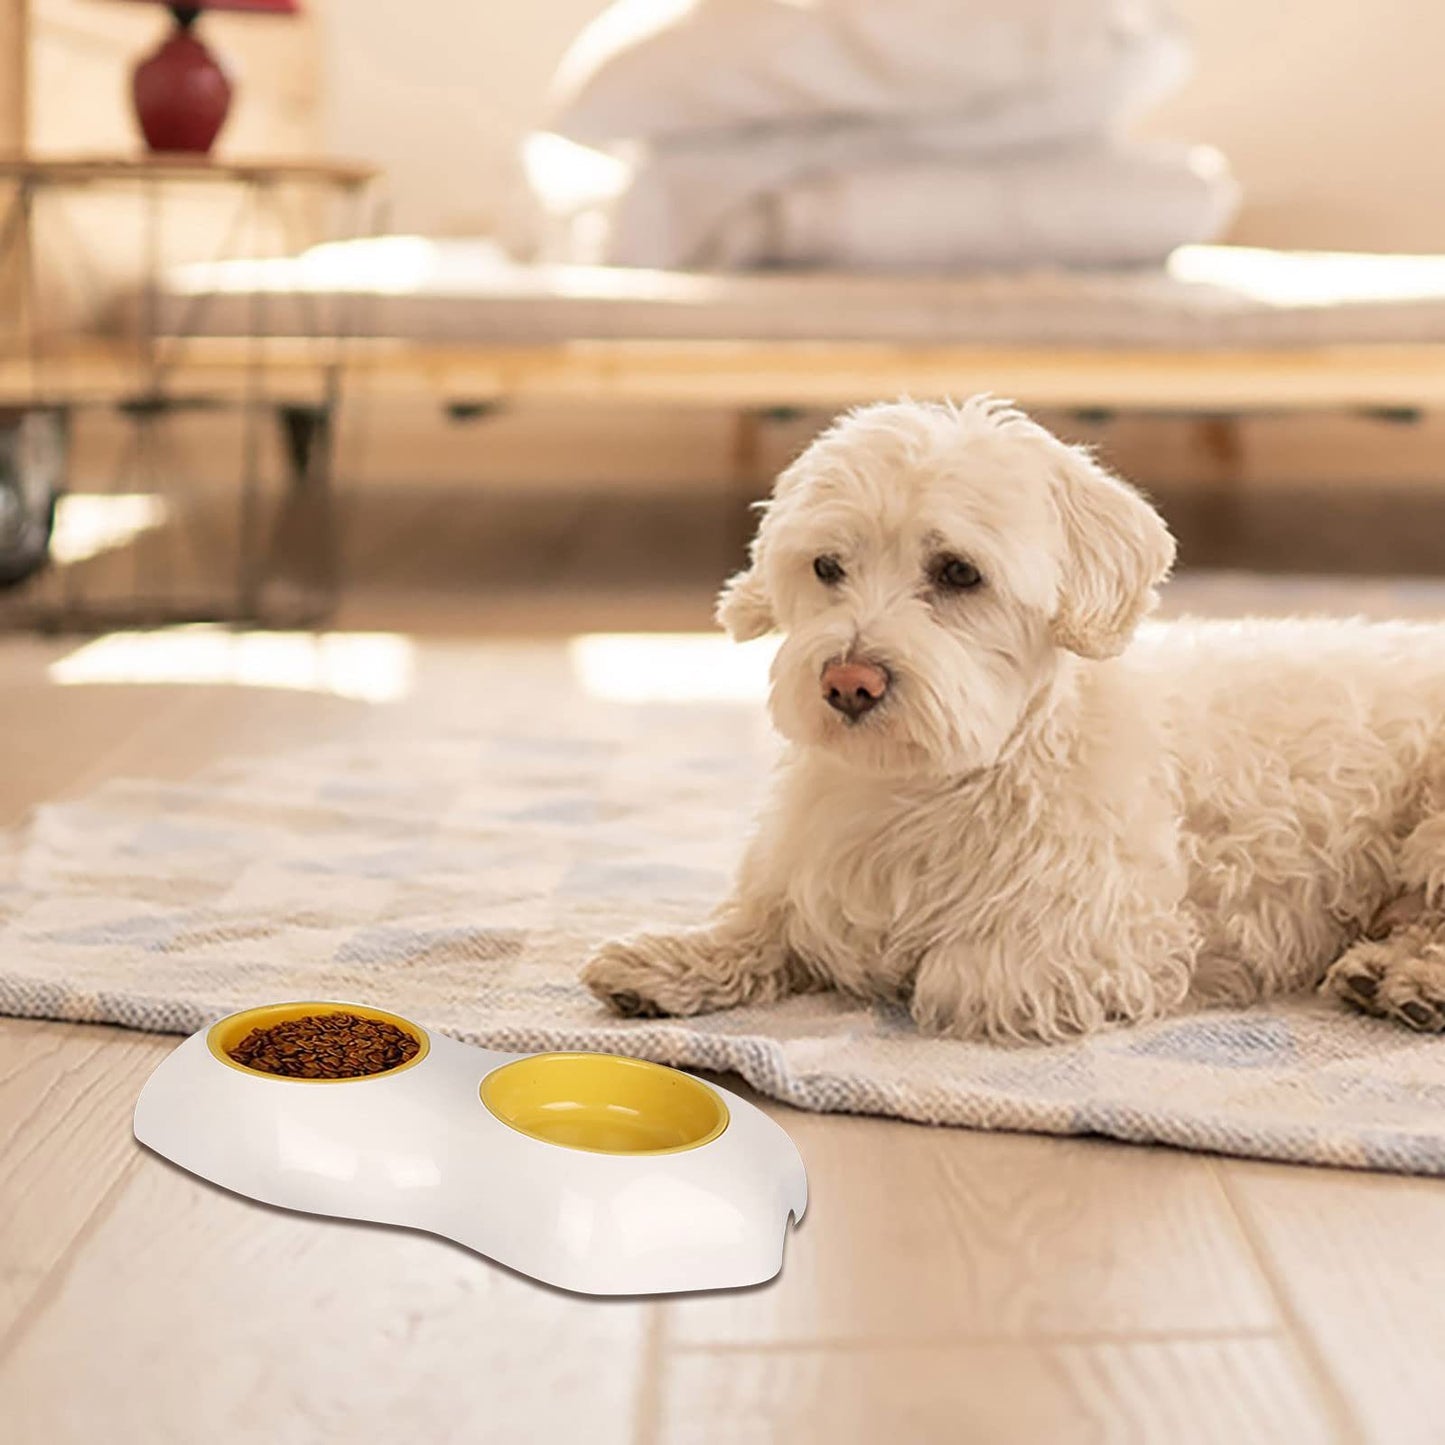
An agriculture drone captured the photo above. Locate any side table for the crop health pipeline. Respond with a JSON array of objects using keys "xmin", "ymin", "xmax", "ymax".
[{"xmin": 0, "ymin": 153, "xmax": 380, "ymax": 627}]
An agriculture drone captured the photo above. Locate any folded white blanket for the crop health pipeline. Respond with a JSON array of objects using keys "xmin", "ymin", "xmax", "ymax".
[
  {"xmin": 578, "ymin": 141, "xmax": 1237, "ymax": 271},
  {"xmin": 551, "ymin": 0, "xmax": 1189, "ymax": 143}
]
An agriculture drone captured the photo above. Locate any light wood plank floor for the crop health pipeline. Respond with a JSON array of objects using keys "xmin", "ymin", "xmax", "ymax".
[{"xmin": 3, "ymin": 593, "xmax": 1444, "ymax": 1445}]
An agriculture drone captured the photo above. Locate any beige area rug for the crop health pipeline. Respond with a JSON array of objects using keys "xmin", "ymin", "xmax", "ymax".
[{"xmin": 4, "ymin": 574, "xmax": 1445, "ymax": 1174}]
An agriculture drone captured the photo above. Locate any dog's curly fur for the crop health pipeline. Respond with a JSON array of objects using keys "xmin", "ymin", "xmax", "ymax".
[{"xmin": 582, "ymin": 397, "xmax": 1445, "ymax": 1042}]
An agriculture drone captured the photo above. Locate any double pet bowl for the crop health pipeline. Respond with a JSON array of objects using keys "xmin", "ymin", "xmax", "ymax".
[{"xmin": 133, "ymin": 1000, "xmax": 807, "ymax": 1295}]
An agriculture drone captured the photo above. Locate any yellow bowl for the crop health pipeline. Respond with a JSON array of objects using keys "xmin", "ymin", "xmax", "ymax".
[
  {"xmin": 480, "ymin": 1052, "xmax": 729, "ymax": 1155},
  {"xmin": 207, "ymin": 1000, "xmax": 430, "ymax": 1082}
]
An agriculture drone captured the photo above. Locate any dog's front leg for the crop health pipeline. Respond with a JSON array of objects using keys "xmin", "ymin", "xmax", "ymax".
[
  {"xmin": 906, "ymin": 945, "xmax": 993, "ymax": 1040},
  {"xmin": 581, "ymin": 900, "xmax": 800, "ymax": 1019},
  {"xmin": 910, "ymin": 923, "xmax": 1194, "ymax": 1044}
]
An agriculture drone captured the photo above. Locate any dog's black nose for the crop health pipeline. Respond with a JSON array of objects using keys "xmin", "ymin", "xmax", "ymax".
[{"xmin": 821, "ymin": 658, "xmax": 889, "ymax": 719}]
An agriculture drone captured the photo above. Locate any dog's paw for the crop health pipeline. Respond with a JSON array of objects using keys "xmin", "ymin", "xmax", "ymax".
[
  {"xmin": 1323, "ymin": 944, "xmax": 1392, "ymax": 1014},
  {"xmin": 580, "ymin": 934, "xmax": 708, "ymax": 1019},
  {"xmin": 581, "ymin": 940, "xmax": 674, "ymax": 1018},
  {"xmin": 581, "ymin": 924, "xmax": 788, "ymax": 1019},
  {"xmin": 1323, "ymin": 931, "xmax": 1445, "ymax": 1032}
]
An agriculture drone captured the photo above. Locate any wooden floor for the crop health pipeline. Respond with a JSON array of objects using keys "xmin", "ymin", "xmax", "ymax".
[{"xmin": 3, "ymin": 593, "xmax": 1445, "ymax": 1445}]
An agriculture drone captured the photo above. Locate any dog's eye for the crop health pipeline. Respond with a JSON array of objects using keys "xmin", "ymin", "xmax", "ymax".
[
  {"xmin": 813, "ymin": 554, "xmax": 845, "ymax": 585},
  {"xmin": 933, "ymin": 555, "xmax": 983, "ymax": 591}
]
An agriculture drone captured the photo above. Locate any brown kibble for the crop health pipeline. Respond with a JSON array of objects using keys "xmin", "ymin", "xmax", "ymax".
[{"xmin": 227, "ymin": 1013, "xmax": 420, "ymax": 1078}]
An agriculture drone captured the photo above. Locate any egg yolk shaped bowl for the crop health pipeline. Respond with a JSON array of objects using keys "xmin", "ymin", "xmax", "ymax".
[{"xmin": 133, "ymin": 1000, "xmax": 808, "ymax": 1296}]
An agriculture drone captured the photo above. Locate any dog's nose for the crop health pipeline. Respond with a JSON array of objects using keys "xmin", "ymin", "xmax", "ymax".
[{"xmin": 821, "ymin": 658, "xmax": 890, "ymax": 719}]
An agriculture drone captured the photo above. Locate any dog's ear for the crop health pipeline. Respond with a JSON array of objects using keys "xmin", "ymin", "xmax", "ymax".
[
  {"xmin": 715, "ymin": 565, "xmax": 775, "ymax": 641},
  {"xmin": 1048, "ymin": 443, "xmax": 1175, "ymax": 660}
]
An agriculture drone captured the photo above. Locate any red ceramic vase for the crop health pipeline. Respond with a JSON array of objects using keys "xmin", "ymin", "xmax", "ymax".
[{"xmin": 132, "ymin": 18, "xmax": 233, "ymax": 154}]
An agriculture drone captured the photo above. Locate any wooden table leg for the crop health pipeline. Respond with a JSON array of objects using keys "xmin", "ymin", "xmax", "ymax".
[
  {"xmin": 1195, "ymin": 413, "xmax": 1246, "ymax": 566},
  {"xmin": 728, "ymin": 407, "xmax": 764, "ymax": 566}
]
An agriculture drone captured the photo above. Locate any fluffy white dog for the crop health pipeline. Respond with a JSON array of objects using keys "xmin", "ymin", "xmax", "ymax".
[{"xmin": 582, "ymin": 397, "xmax": 1445, "ymax": 1042}]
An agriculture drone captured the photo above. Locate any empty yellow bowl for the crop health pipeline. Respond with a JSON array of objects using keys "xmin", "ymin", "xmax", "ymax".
[{"xmin": 480, "ymin": 1052, "xmax": 729, "ymax": 1155}]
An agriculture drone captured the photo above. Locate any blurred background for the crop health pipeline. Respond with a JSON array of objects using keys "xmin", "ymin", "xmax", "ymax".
[{"xmin": 2, "ymin": 0, "xmax": 1445, "ymax": 638}]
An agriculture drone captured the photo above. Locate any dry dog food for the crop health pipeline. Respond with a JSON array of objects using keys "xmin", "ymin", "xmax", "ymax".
[{"xmin": 228, "ymin": 1012, "xmax": 420, "ymax": 1078}]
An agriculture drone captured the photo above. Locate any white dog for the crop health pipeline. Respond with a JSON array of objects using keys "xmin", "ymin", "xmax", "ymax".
[{"xmin": 582, "ymin": 397, "xmax": 1445, "ymax": 1042}]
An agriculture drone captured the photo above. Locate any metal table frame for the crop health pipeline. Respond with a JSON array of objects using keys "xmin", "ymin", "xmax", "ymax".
[{"xmin": 0, "ymin": 154, "xmax": 379, "ymax": 628}]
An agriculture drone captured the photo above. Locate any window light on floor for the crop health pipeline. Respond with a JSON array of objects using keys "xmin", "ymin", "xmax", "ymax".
[
  {"xmin": 49, "ymin": 494, "xmax": 170, "ymax": 566},
  {"xmin": 567, "ymin": 632, "xmax": 775, "ymax": 704},
  {"xmin": 49, "ymin": 627, "xmax": 414, "ymax": 703}
]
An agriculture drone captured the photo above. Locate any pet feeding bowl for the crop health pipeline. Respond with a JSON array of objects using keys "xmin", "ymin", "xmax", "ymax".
[{"xmin": 132, "ymin": 1000, "xmax": 807, "ymax": 1295}]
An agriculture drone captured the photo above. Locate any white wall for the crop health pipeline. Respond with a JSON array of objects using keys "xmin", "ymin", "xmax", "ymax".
[
  {"xmin": 1144, "ymin": 0, "xmax": 1445, "ymax": 253},
  {"xmin": 321, "ymin": 1, "xmax": 607, "ymax": 244},
  {"xmin": 20, "ymin": 0, "xmax": 324, "ymax": 329},
  {"xmin": 321, "ymin": 0, "xmax": 1445, "ymax": 254},
  {"xmin": 31, "ymin": 0, "xmax": 320, "ymax": 157}
]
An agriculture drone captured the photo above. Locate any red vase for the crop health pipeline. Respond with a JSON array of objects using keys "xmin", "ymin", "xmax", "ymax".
[{"xmin": 132, "ymin": 19, "xmax": 233, "ymax": 155}]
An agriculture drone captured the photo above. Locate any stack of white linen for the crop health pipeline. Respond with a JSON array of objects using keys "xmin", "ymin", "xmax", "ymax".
[{"xmin": 526, "ymin": 0, "xmax": 1239, "ymax": 272}]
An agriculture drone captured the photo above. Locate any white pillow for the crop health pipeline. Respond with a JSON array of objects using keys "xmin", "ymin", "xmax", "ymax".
[
  {"xmin": 548, "ymin": 0, "xmax": 1189, "ymax": 144},
  {"xmin": 702, "ymin": 143, "xmax": 1240, "ymax": 271},
  {"xmin": 563, "ymin": 139, "xmax": 1237, "ymax": 270}
]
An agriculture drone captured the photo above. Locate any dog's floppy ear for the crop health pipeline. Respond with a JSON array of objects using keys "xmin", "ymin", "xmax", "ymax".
[
  {"xmin": 1048, "ymin": 443, "xmax": 1175, "ymax": 660},
  {"xmin": 715, "ymin": 565, "xmax": 775, "ymax": 641},
  {"xmin": 715, "ymin": 478, "xmax": 796, "ymax": 641}
]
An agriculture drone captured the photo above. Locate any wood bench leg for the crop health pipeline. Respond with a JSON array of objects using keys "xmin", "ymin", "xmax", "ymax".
[
  {"xmin": 728, "ymin": 408, "xmax": 764, "ymax": 565},
  {"xmin": 728, "ymin": 407, "xmax": 808, "ymax": 565},
  {"xmin": 1195, "ymin": 413, "xmax": 1246, "ymax": 566},
  {"xmin": 258, "ymin": 402, "xmax": 338, "ymax": 623}
]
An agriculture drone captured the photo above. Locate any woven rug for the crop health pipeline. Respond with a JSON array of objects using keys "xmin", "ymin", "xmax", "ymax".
[{"xmin": 5, "ymin": 634, "xmax": 1445, "ymax": 1175}]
